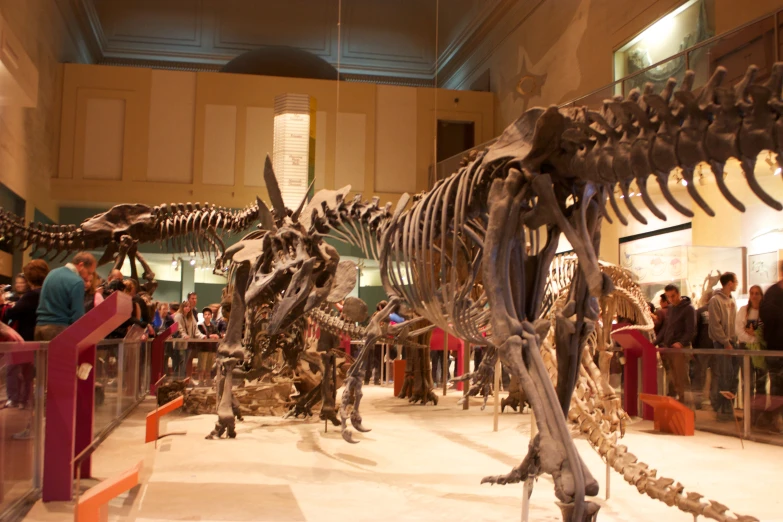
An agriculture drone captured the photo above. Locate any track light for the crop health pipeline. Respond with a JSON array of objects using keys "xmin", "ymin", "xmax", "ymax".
[
  {"xmin": 776, "ymin": 168, "xmax": 781, "ymax": 176},
  {"xmin": 189, "ymin": 258, "xmax": 196, "ymax": 266},
  {"xmin": 681, "ymin": 179, "xmax": 688, "ymax": 187},
  {"xmin": 171, "ymin": 257, "xmax": 177, "ymax": 267}
]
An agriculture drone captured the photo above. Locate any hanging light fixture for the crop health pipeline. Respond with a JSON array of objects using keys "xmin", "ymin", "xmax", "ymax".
[{"xmin": 273, "ymin": 93, "xmax": 316, "ymax": 209}]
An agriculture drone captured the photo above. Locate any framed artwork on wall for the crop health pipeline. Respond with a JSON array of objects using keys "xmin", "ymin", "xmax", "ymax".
[{"xmin": 748, "ymin": 251, "xmax": 781, "ymax": 289}]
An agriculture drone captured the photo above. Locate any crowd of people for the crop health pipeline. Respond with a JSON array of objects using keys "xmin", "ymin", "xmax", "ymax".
[
  {"xmin": 651, "ymin": 262, "xmax": 783, "ymax": 428},
  {"xmin": 2, "ymin": 251, "xmax": 229, "ymax": 409}
]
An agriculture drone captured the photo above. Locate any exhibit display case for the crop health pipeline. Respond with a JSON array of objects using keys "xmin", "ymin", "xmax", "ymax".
[{"xmin": 621, "ymin": 243, "xmax": 745, "ymax": 303}]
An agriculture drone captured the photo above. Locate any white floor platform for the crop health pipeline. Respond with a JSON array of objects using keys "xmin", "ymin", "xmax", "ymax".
[{"xmin": 23, "ymin": 386, "xmax": 783, "ymax": 522}]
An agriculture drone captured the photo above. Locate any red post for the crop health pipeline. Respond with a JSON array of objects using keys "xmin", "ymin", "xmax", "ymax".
[
  {"xmin": 430, "ymin": 328, "xmax": 464, "ymax": 391},
  {"xmin": 612, "ymin": 325, "xmax": 658, "ymax": 421},
  {"xmin": 43, "ymin": 291, "xmax": 132, "ymax": 502},
  {"xmin": 149, "ymin": 323, "xmax": 178, "ymax": 395}
]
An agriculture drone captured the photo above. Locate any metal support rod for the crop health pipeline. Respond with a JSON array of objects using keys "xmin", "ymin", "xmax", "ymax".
[
  {"xmin": 521, "ymin": 479, "xmax": 531, "ymax": 522},
  {"xmin": 530, "ymin": 409, "xmax": 537, "ymax": 440},
  {"xmin": 442, "ymin": 333, "xmax": 448, "ymax": 396},
  {"xmin": 521, "ymin": 410, "xmax": 536, "ymax": 521},
  {"xmin": 463, "ymin": 343, "xmax": 470, "ymax": 410},
  {"xmin": 743, "ymin": 354, "xmax": 751, "ymax": 438},
  {"xmin": 493, "ymin": 358, "xmax": 501, "ymax": 432}
]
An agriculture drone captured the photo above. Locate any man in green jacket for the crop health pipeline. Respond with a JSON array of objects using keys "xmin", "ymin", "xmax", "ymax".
[{"xmin": 34, "ymin": 252, "xmax": 96, "ymax": 341}]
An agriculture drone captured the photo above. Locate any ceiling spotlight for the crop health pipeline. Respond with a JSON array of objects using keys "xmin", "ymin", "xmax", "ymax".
[
  {"xmin": 171, "ymin": 258, "xmax": 178, "ymax": 267},
  {"xmin": 189, "ymin": 258, "xmax": 196, "ymax": 266},
  {"xmin": 629, "ymin": 191, "xmax": 636, "ymax": 197},
  {"xmin": 776, "ymin": 167, "xmax": 781, "ymax": 176},
  {"xmin": 619, "ymin": 195, "xmax": 624, "ymax": 199},
  {"xmin": 681, "ymin": 179, "xmax": 688, "ymax": 187}
]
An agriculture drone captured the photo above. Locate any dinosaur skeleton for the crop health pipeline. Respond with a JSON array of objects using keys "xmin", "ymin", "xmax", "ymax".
[
  {"xmin": 0, "ymin": 61, "xmax": 769, "ymax": 521},
  {"xmin": 0, "ymin": 200, "xmax": 260, "ymax": 291},
  {"xmin": 285, "ymin": 64, "xmax": 780, "ymax": 521}
]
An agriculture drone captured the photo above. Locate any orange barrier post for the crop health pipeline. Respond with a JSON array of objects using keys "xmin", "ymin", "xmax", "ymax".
[
  {"xmin": 145, "ymin": 396, "xmax": 184, "ymax": 443},
  {"xmin": 75, "ymin": 460, "xmax": 142, "ymax": 522},
  {"xmin": 393, "ymin": 359, "xmax": 406, "ymax": 396},
  {"xmin": 639, "ymin": 393, "xmax": 695, "ymax": 436}
]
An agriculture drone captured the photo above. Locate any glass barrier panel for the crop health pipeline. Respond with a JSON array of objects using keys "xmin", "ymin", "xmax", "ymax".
[
  {"xmin": 94, "ymin": 340, "xmax": 121, "ymax": 436},
  {"xmin": 688, "ymin": 17, "xmax": 776, "ymax": 91},
  {"xmin": 0, "ymin": 342, "xmax": 47, "ymax": 517},
  {"xmin": 654, "ymin": 348, "xmax": 783, "ymax": 446},
  {"xmin": 569, "ymin": 85, "xmax": 615, "ymax": 112},
  {"xmin": 747, "ymin": 351, "xmax": 783, "ymax": 445},
  {"xmin": 118, "ymin": 339, "xmax": 141, "ymax": 415},
  {"xmin": 138, "ymin": 340, "xmax": 150, "ymax": 399},
  {"xmin": 622, "ymin": 59, "xmax": 688, "ymax": 98}
]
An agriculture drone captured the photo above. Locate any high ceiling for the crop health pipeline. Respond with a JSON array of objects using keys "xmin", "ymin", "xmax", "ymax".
[{"xmin": 66, "ymin": 0, "xmax": 517, "ymax": 86}]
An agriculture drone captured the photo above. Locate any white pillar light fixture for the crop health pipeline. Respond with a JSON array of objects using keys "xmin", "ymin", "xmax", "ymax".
[{"xmin": 273, "ymin": 93, "xmax": 314, "ymax": 209}]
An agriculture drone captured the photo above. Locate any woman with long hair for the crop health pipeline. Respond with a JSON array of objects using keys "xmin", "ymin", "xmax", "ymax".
[
  {"xmin": 737, "ymin": 285, "xmax": 766, "ymax": 395},
  {"xmin": 173, "ymin": 300, "xmax": 205, "ymax": 379}
]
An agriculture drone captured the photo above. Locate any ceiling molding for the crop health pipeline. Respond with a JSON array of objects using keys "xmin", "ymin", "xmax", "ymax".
[
  {"xmin": 436, "ymin": 0, "xmax": 522, "ymax": 88},
  {"xmin": 435, "ymin": 0, "xmax": 504, "ymax": 74},
  {"xmin": 341, "ymin": 73, "xmax": 433, "ymax": 88},
  {"xmin": 80, "ymin": 0, "xmax": 519, "ymax": 87},
  {"xmin": 53, "ymin": 0, "xmax": 104, "ymax": 62},
  {"xmin": 440, "ymin": 0, "xmax": 547, "ymax": 90},
  {"xmin": 98, "ymin": 57, "xmax": 222, "ymax": 73}
]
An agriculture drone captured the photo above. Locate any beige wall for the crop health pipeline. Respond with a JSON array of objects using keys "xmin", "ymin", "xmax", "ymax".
[
  {"xmin": 449, "ymin": 0, "xmax": 782, "ymax": 135},
  {"xmin": 55, "ymin": 64, "xmax": 494, "ymax": 209},
  {"xmin": 0, "ymin": 0, "xmax": 90, "ymax": 227},
  {"xmin": 599, "ymin": 160, "xmax": 783, "ymax": 276}
]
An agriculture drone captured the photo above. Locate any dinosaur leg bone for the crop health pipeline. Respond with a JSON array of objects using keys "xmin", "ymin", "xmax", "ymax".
[
  {"xmin": 340, "ymin": 297, "xmax": 400, "ymax": 443},
  {"xmin": 482, "ymin": 173, "xmax": 597, "ymax": 521},
  {"xmin": 320, "ymin": 351, "xmax": 340, "ymax": 426},
  {"xmin": 530, "ymin": 175, "xmax": 613, "ymax": 299},
  {"xmin": 134, "ymin": 250, "xmax": 156, "ymax": 283}
]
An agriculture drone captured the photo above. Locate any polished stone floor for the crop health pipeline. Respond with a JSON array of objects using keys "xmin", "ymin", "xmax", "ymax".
[{"xmin": 21, "ymin": 387, "xmax": 783, "ymax": 522}]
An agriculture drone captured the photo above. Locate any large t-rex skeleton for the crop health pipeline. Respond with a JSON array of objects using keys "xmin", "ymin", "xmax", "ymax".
[{"xmin": 260, "ymin": 64, "xmax": 778, "ymax": 521}]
